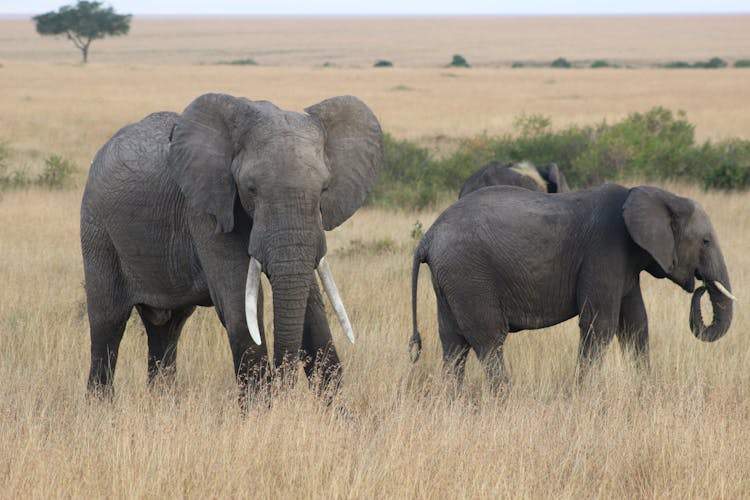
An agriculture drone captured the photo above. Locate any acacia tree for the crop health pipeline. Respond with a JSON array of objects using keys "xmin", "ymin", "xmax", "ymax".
[{"xmin": 33, "ymin": 1, "xmax": 131, "ymax": 63}]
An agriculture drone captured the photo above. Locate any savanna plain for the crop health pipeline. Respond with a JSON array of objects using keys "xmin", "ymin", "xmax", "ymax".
[{"xmin": 1, "ymin": 15, "xmax": 749, "ymax": 497}]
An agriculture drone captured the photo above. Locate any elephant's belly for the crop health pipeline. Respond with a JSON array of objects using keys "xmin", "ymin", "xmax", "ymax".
[
  {"xmin": 135, "ymin": 290, "xmax": 213, "ymax": 311},
  {"xmin": 109, "ymin": 227, "xmax": 210, "ymax": 307},
  {"xmin": 505, "ymin": 295, "xmax": 579, "ymax": 332},
  {"xmin": 121, "ymin": 254, "xmax": 210, "ymax": 307}
]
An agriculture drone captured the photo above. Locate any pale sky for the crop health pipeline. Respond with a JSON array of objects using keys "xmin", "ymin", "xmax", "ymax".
[{"xmin": 1, "ymin": 0, "xmax": 748, "ymax": 16}]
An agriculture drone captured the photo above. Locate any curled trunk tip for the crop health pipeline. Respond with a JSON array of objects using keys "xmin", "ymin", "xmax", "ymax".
[{"xmin": 690, "ymin": 282, "xmax": 733, "ymax": 343}]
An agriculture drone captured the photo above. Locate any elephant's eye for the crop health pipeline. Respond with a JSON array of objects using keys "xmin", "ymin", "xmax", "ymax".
[
  {"xmin": 702, "ymin": 237, "xmax": 711, "ymax": 246},
  {"xmin": 247, "ymin": 185, "xmax": 257, "ymax": 195}
]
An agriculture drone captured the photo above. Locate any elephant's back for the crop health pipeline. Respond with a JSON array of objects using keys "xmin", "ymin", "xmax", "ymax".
[
  {"xmin": 88, "ymin": 112, "xmax": 177, "ymax": 178},
  {"xmin": 425, "ymin": 186, "xmax": 583, "ymax": 274},
  {"xmin": 83, "ymin": 112, "xmax": 180, "ymax": 220},
  {"xmin": 434, "ymin": 186, "xmax": 558, "ymax": 233},
  {"xmin": 459, "ymin": 162, "xmax": 542, "ymax": 197}
]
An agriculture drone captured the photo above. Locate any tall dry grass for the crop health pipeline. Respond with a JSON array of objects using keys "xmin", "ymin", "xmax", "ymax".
[
  {"xmin": 1, "ymin": 18, "xmax": 749, "ymax": 496},
  {"xmin": 1, "ymin": 183, "xmax": 748, "ymax": 497}
]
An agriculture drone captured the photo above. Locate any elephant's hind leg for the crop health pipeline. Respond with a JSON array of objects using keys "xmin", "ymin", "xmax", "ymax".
[
  {"xmin": 452, "ymin": 295, "xmax": 510, "ymax": 395},
  {"xmin": 137, "ymin": 305, "xmax": 195, "ymax": 386},
  {"xmin": 469, "ymin": 318, "xmax": 510, "ymax": 395},
  {"xmin": 301, "ymin": 282, "xmax": 342, "ymax": 397},
  {"xmin": 435, "ymin": 290, "xmax": 470, "ymax": 393},
  {"xmin": 87, "ymin": 310, "xmax": 130, "ymax": 397},
  {"xmin": 82, "ymin": 224, "xmax": 132, "ymax": 397}
]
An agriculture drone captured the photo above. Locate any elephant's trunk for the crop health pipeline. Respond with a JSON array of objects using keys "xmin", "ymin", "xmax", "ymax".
[
  {"xmin": 690, "ymin": 275, "xmax": 734, "ymax": 343},
  {"xmin": 266, "ymin": 247, "xmax": 317, "ymax": 369}
]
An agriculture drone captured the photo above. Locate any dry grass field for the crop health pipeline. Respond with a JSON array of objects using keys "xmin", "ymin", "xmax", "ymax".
[
  {"xmin": 1, "ymin": 15, "xmax": 749, "ymax": 497},
  {"xmin": 2, "ymin": 14, "xmax": 750, "ymax": 67}
]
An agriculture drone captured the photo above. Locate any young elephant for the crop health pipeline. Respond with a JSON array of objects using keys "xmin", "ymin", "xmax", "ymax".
[
  {"xmin": 458, "ymin": 161, "xmax": 569, "ymax": 198},
  {"xmin": 410, "ymin": 184, "xmax": 735, "ymax": 390}
]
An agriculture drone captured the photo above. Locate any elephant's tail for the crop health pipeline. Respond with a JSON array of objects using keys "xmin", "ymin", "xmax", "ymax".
[{"xmin": 410, "ymin": 240, "xmax": 428, "ymax": 363}]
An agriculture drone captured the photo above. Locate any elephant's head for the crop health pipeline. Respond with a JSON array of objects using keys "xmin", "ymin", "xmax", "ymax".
[
  {"xmin": 623, "ymin": 186, "xmax": 735, "ymax": 342},
  {"xmin": 167, "ymin": 93, "xmax": 382, "ymax": 357},
  {"xmin": 540, "ymin": 163, "xmax": 569, "ymax": 193}
]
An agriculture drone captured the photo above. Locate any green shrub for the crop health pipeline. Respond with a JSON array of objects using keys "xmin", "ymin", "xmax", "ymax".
[
  {"xmin": 661, "ymin": 57, "xmax": 727, "ymax": 69},
  {"xmin": 374, "ymin": 59, "xmax": 393, "ymax": 67},
  {"xmin": 0, "ymin": 141, "xmax": 30, "ymax": 190},
  {"xmin": 366, "ymin": 133, "xmax": 440, "ymax": 209},
  {"xmin": 217, "ymin": 58, "xmax": 258, "ymax": 66},
  {"xmin": 712, "ymin": 57, "xmax": 729, "ymax": 68},
  {"xmin": 702, "ymin": 163, "xmax": 750, "ymax": 190},
  {"xmin": 574, "ymin": 108, "xmax": 696, "ymax": 182},
  {"xmin": 0, "ymin": 140, "xmax": 9, "ymax": 176},
  {"xmin": 334, "ymin": 237, "xmax": 397, "ymax": 257},
  {"xmin": 661, "ymin": 61, "xmax": 692, "ymax": 68},
  {"xmin": 550, "ymin": 57, "xmax": 572, "ymax": 68},
  {"xmin": 511, "ymin": 61, "xmax": 524, "ymax": 68},
  {"xmin": 698, "ymin": 57, "xmax": 727, "ymax": 68},
  {"xmin": 1, "ymin": 169, "xmax": 31, "ymax": 190},
  {"xmin": 369, "ymin": 109, "xmax": 750, "ymax": 209},
  {"xmin": 37, "ymin": 154, "xmax": 77, "ymax": 188},
  {"xmin": 734, "ymin": 59, "xmax": 750, "ymax": 68},
  {"xmin": 699, "ymin": 140, "xmax": 750, "ymax": 190},
  {"xmin": 590, "ymin": 60, "xmax": 610, "ymax": 68},
  {"xmin": 410, "ymin": 221, "xmax": 425, "ymax": 242},
  {"xmin": 449, "ymin": 54, "xmax": 470, "ymax": 68}
]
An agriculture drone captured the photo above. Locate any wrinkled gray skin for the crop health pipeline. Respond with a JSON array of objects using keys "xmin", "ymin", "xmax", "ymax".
[
  {"xmin": 411, "ymin": 184, "xmax": 733, "ymax": 390},
  {"xmin": 458, "ymin": 161, "xmax": 569, "ymax": 198},
  {"xmin": 81, "ymin": 93, "xmax": 382, "ymax": 399}
]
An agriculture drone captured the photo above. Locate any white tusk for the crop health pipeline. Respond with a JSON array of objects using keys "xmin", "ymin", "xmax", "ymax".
[
  {"xmin": 317, "ymin": 257, "xmax": 355, "ymax": 344},
  {"xmin": 245, "ymin": 257, "xmax": 263, "ymax": 345},
  {"xmin": 713, "ymin": 281, "xmax": 737, "ymax": 301}
]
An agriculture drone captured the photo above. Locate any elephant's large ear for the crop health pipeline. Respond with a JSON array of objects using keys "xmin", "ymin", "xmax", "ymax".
[
  {"xmin": 305, "ymin": 96, "xmax": 383, "ymax": 230},
  {"xmin": 168, "ymin": 93, "xmax": 256, "ymax": 234},
  {"xmin": 623, "ymin": 186, "xmax": 695, "ymax": 274},
  {"xmin": 545, "ymin": 163, "xmax": 568, "ymax": 193}
]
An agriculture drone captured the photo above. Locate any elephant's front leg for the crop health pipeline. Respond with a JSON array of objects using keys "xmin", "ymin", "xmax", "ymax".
[
  {"xmin": 576, "ymin": 293, "xmax": 620, "ymax": 384},
  {"xmin": 233, "ymin": 284, "xmax": 270, "ymax": 393},
  {"xmin": 213, "ymin": 276, "xmax": 270, "ymax": 402},
  {"xmin": 616, "ymin": 282, "xmax": 650, "ymax": 373},
  {"xmin": 301, "ymin": 281, "xmax": 342, "ymax": 397}
]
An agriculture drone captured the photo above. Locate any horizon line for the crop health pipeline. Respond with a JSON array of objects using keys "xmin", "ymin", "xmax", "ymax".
[{"xmin": 2, "ymin": 11, "xmax": 750, "ymax": 19}]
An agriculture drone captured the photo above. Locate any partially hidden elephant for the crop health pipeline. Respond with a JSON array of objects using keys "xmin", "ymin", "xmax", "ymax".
[
  {"xmin": 81, "ymin": 93, "xmax": 382, "ymax": 398},
  {"xmin": 458, "ymin": 160, "xmax": 569, "ymax": 198},
  {"xmin": 410, "ymin": 184, "xmax": 735, "ymax": 390}
]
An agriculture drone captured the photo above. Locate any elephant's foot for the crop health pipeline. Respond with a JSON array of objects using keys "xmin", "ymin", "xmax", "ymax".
[
  {"xmin": 303, "ymin": 346, "xmax": 343, "ymax": 404},
  {"xmin": 85, "ymin": 379, "xmax": 115, "ymax": 403},
  {"xmin": 237, "ymin": 357, "xmax": 273, "ymax": 412},
  {"xmin": 147, "ymin": 363, "xmax": 178, "ymax": 393}
]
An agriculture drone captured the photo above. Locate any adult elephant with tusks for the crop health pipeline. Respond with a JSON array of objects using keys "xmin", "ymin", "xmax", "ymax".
[
  {"xmin": 410, "ymin": 184, "xmax": 735, "ymax": 392},
  {"xmin": 81, "ymin": 93, "xmax": 382, "ymax": 401}
]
